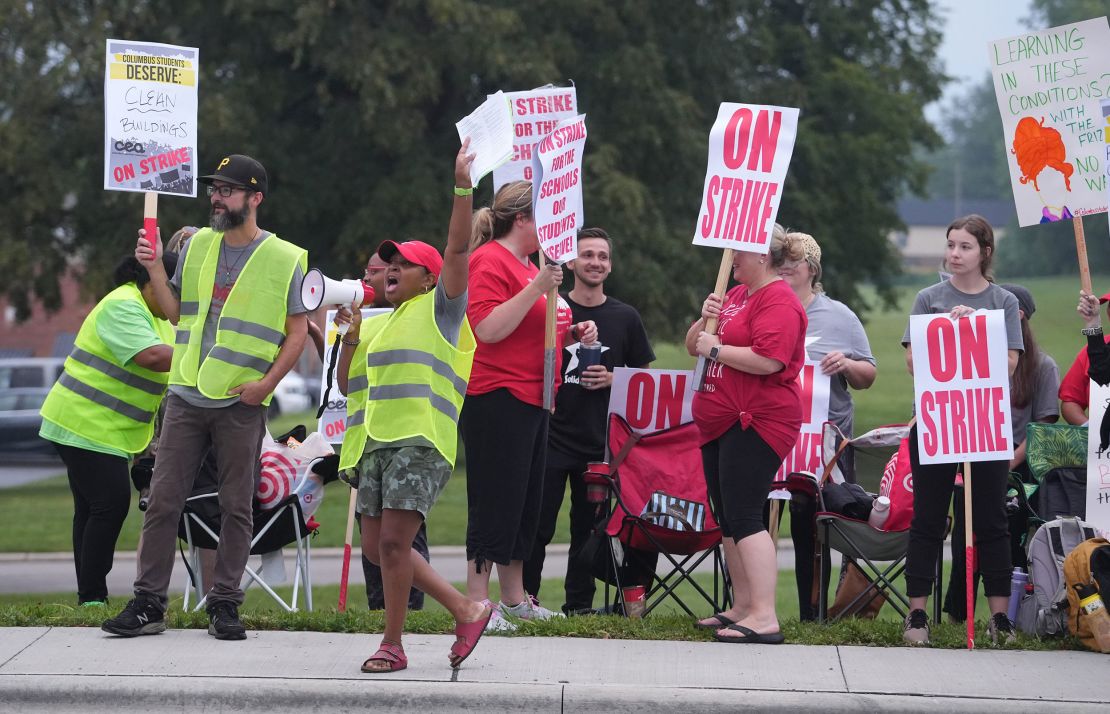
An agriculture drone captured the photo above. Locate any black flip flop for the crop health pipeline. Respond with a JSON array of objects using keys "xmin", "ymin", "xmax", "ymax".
[
  {"xmin": 694, "ymin": 613, "xmax": 737, "ymax": 630},
  {"xmin": 713, "ymin": 624, "xmax": 785, "ymax": 644}
]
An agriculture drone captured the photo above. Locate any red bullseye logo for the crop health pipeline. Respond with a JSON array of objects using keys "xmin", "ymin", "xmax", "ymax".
[{"xmin": 258, "ymin": 451, "xmax": 297, "ymax": 508}]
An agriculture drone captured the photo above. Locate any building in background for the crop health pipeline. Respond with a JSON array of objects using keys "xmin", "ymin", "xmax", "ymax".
[{"xmin": 889, "ymin": 198, "xmax": 1013, "ymax": 272}]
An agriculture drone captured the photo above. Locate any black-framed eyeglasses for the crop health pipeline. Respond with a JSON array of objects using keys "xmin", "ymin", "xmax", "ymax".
[{"xmin": 206, "ymin": 184, "xmax": 253, "ymax": 198}]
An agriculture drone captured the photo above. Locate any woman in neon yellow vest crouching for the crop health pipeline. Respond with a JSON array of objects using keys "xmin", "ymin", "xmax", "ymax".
[
  {"xmin": 39, "ymin": 252, "xmax": 177, "ymax": 606},
  {"xmin": 335, "ymin": 140, "xmax": 492, "ymax": 673}
]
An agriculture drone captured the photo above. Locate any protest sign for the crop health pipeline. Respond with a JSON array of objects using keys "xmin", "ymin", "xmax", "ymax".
[
  {"xmin": 693, "ymin": 103, "xmax": 799, "ymax": 253},
  {"xmin": 608, "ymin": 368, "xmax": 695, "ymax": 435},
  {"xmin": 988, "ymin": 17, "xmax": 1110, "ymax": 226},
  {"xmin": 1104, "ymin": 98, "xmax": 1110, "ymax": 213},
  {"xmin": 455, "ymin": 91, "xmax": 513, "ymax": 187},
  {"xmin": 104, "ymin": 40, "xmax": 199, "ymax": 196},
  {"xmin": 1086, "ymin": 381, "xmax": 1110, "ymax": 534},
  {"xmin": 910, "ymin": 310, "xmax": 1013, "ymax": 464},
  {"xmin": 774, "ymin": 361, "xmax": 831, "ymax": 479},
  {"xmin": 317, "ymin": 308, "xmax": 392, "ymax": 444},
  {"xmin": 493, "ymin": 86, "xmax": 579, "ymax": 190},
  {"xmin": 531, "ymin": 114, "xmax": 587, "ymax": 264}
]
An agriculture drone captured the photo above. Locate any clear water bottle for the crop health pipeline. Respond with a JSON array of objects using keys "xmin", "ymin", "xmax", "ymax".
[
  {"xmin": 1007, "ymin": 568, "xmax": 1028, "ymax": 623},
  {"xmin": 868, "ymin": 496, "xmax": 890, "ymax": 529}
]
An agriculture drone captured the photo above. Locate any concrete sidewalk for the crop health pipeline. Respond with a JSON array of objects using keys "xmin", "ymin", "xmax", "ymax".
[{"xmin": 0, "ymin": 627, "xmax": 1106, "ymax": 713}]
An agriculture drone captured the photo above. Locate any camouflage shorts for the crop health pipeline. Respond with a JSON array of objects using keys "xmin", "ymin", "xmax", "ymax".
[{"xmin": 354, "ymin": 445, "xmax": 452, "ymax": 518}]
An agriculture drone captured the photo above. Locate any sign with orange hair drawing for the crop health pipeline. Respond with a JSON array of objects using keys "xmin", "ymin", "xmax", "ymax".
[{"xmin": 988, "ymin": 17, "xmax": 1110, "ymax": 227}]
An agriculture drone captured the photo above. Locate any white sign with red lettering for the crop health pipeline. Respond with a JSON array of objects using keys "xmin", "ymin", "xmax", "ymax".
[
  {"xmin": 532, "ymin": 114, "xmax": 587, "ymax": 264},
  {"xmin": 492, "ymin": 86, "xmax": 579, "ymax": 190},
  {"xmin": 1085, "ymin": 381, "xmax": 1110, "ymax": 534},
  {"xmin": 608, "ymin": 368, "xmax": 695, "ymax": 435},
  {"xmin": 775, "ymin": 361, "xmax": 831, "ymax": 479},
  {"xmin": 693, "ymin": 103, "xmax": 799, "ymax": 253},
  {"xmin": 910, "ymin": 310, "xmax": 1013, "ymax": 464},
  {"xmin": 317, "ymin": 308, "xmax": 392, "ymax": 444}
]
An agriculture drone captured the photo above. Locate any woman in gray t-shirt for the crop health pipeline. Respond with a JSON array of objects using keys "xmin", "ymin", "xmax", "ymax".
[
  {"xmin": 779, "ymin": 232, "xmax": 876, "ymax": 448},
  {"xmin": 900, "ymin": 214, "xmax": 1023, "ymax": 646}
]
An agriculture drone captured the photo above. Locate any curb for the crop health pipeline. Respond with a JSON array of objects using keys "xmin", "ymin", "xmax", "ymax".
[{"xmin": 0, "ymin": 675, "xmax": 1104, "ymax": 714}]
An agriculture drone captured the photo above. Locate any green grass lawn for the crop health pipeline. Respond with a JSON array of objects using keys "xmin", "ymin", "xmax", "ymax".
[{"xmin": 0, "ymin": 567, "xmax": 1081, "ymax": 650}]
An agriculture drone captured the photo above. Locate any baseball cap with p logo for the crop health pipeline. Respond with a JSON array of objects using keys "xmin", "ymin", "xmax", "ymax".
[{"xmin": 198, "ymin": 154, "xmax": 268, "ymax": 195}]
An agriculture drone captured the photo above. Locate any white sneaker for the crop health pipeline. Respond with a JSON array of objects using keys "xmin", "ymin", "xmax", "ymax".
[
  {"xmin": 504, "ymin": 596, "xmax": 566, "ymax": 621},
  {"xmin": 483, "ymin": 601, "xmax": 517, "ymax": 632}
]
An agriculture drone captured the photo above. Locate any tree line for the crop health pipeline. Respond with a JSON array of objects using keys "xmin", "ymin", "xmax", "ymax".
[{"xmin": 1, "ymin": 0, "xmax": 947, "ymax": 337}]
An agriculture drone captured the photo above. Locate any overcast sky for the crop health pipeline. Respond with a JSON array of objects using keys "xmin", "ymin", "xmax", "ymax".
[{"xmin": 929, "ymin": 0, "xmax": 1033, "ymax": 119}]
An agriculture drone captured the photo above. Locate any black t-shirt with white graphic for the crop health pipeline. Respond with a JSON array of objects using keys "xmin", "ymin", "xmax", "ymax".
[{"xmin": 549, "ymin": 294, "xmax": 655, "ymax": 459}]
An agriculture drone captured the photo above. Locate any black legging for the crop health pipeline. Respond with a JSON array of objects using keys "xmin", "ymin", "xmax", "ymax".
[
  {"xmin": 904, "ymin": 425, "xmax": 1011, "ymax": 598},
  {"xmin": 701, "ymin": 420, "xmax": 783, "ymax": 541},
  {"xmin": 55, "ymin": 443, "xmax": 132, "ymax": 603}
]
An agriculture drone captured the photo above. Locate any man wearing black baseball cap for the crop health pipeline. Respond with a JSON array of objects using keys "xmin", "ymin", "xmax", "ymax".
[{"xmin": 104, "ymin": 154, "xmax": 309, "ymax": 642}]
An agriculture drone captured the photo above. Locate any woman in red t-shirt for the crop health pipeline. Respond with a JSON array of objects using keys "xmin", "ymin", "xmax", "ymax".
[
  {"xmin": 685, "ymin": 227, "xmax": 807, "ymax": 644},
  {"xmin": 462, "ymin": 180, "xmax": 595, "ymax": 629}
]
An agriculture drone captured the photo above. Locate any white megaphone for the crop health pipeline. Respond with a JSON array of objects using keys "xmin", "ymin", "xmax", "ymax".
[{"xmin": 301, "ymin": 268, "xmax": 375, "ymax": 312}]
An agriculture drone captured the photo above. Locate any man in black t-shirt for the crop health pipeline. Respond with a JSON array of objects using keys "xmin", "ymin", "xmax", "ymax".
[{"xmin": 523, "ymin": 228, "xmax": 655, "ymax": 614}]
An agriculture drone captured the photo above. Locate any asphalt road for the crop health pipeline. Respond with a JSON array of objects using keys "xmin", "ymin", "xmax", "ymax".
[{"xmin": 0, "ymin": 462, "xmax": 63, "ymax": 490}]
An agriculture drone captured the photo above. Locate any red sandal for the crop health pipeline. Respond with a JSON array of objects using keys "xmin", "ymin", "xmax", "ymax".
[
  {"xmin": 361, "ymin": 641, "xmax": 407, "ymax": 673},
  {"xmin": 449, "ymin": 605, "xmax": 493, "ymax": 669}
]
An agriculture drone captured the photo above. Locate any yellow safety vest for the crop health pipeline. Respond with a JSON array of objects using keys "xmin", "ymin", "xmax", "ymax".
[
  {"xmin": 339, "ymin": 291, "xmax": 475, "ymax": 469},
  {"xmin": 40, "ymin": 282, "xmax": 174, "ymax": 454},
  {"xmin": 170, "ymin": 228, "xmax": 307, "ymax": 405}
]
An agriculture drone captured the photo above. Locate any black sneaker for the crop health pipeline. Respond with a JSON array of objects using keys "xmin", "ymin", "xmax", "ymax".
[
  {"xmin": 902, "ymin": 608, "xmax": 930, "ymax": 645},
  {"xmin": 988, "ymin": 612, "xmax": 1017, "ymax": 646},
  {"xmin": 206, "ymin": 601, "xmax": 247, "ymax": 640},
  {"xmin": 101, "ymin": 595, "xmax": 166, "ymax": 637}
]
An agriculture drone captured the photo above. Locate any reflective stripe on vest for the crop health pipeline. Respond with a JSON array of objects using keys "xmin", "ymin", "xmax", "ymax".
[
  {"xmin": 366, "ymin": 349, "xmax": 468, "ymax": 397},
  {"xmin": 337, "ymin": 319, "xmax": 384, "ymax": 472},
  {"xmin": 39, "ymin": 283, "xmax": 173, "ymax": 453},
  {"xmin": 343, "ymin": 291, "xmax": 475, "ymax": 468},
  {"xmin": 367, "ymin": 383, "xmax": 459, "ymax": 422},
  {"xmin": 169, "ymin": 228, "xmax": 307, "ymax": 405}
]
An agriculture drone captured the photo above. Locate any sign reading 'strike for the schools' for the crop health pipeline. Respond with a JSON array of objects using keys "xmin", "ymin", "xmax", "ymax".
[
  {"xmin": 910, "ymin": 310, "xmax": 1014, "ymax": 465},
  {"xmin": 104, "ymin": 39, "xmax": 199, "ymax": 197}
]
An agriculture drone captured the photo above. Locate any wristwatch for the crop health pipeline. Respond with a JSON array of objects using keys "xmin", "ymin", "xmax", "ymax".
[{"xmin": 708, "ymin": 344, "xmax": 721, "ymax": 362}]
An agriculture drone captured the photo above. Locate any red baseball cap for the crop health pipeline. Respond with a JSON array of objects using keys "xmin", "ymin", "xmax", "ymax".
[
  {"xmin": 1099, "ymin": 291, "xmax": 1110, "ymax": 304},
  {"xmin": 377, "ymin": 240, "xmax": 443, "ymax": 278}
]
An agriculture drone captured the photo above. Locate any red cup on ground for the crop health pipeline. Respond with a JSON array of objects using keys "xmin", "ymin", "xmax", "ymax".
[
  {"xmin": 584, "ymin": 462, "xmax": 610, "ymax": 504},
  {"xmin": 622, "ymin": 585, "xmax": 646, "ymax": 619}
]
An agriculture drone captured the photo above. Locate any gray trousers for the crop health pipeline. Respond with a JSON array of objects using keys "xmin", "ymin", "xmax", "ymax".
[{"xmin": 134, "ymin": 393, "xmax": 265, "ymax": 608}]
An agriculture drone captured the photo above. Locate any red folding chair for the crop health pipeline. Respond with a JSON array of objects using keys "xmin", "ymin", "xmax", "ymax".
[{"xmin": 599, "ymin": 413, "xmax": 731, "ymax": 617}]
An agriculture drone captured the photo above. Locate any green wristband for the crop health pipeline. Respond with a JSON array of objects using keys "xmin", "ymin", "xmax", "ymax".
[{"xmin": 453, "ymin": 186, "xmax": 474, "ymax": 196}]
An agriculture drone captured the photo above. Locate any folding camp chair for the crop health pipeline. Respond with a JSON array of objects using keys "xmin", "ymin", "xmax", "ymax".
[
  {"xmin": 600, "ymin": 413, "xmax": 730, "ymax": 617},
  {"xmin": 179, "ymin": 493, "xmax": 316, "ymax": 612},
  {"xmin": 1025, "ymin": 422, "xmax": 1087, "ymax": 520},
  {"xmin": 814, "ymin": 422, "xmax": 944, "ymax": 623}
]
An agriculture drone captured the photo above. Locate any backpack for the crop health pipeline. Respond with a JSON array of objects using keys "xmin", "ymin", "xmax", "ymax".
[
  {"xmin": 1015, "ymin": 517, "xmax": 1098, "ymax": 637},
  {"xmin": 1064, "ymin": 537, "xmax": 1110, "ymax": 652}
]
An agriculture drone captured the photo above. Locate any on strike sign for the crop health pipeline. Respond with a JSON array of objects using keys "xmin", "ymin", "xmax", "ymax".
[
  {"xmin": 104, "ymin": 39, "xmax": 199, "ymax": 196},
  {"xmin": 774, "ymin": 361, "xmax": 831, "ymax": 479},
  {"xmin": 608, "ymin": 368, "xmax": 694, "ymax": 435},
  {"xmin": 693, "ymin": 103, "xmax": 799, "ymax": 252},
  {"xmin": 532, "ymin": 114, "xmax": 587, "ymax": 264},
  {"xmin": 910, "ymin": 310, "xmax": 1013, "ymax": 464}
]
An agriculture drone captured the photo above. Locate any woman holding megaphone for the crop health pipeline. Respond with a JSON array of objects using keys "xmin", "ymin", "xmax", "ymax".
[{"xmin": 333, "ymin": 139, "xmax": 493, "ymax": 673}]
